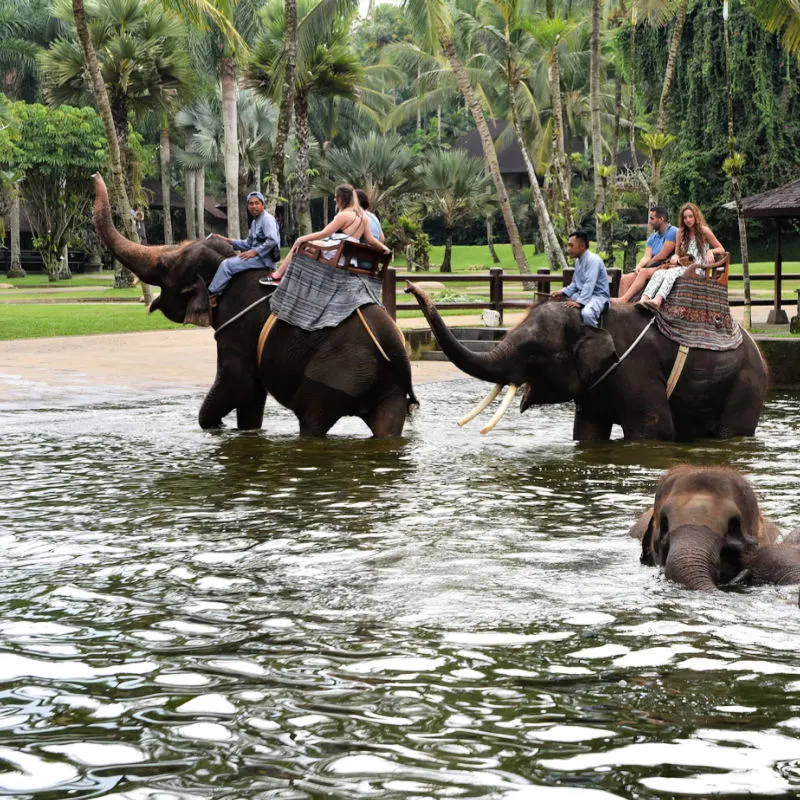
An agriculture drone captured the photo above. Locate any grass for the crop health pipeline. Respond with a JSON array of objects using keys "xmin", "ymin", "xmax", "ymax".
[
  {"xmin": 0, "ymin": 303, "xmax": 183, "ymax": 340},
  {"xmin": 1, "ymin": 244, "xmax": 798, "ymax": 339}
]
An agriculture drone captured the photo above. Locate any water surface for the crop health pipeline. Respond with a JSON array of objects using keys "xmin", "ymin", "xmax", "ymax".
[{"xmin": 1, "ymin": 381, "xmax": 799, "ymax": 798}]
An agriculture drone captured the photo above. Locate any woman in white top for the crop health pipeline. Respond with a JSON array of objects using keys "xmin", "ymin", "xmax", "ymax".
[
  {"xmin": 271, "ymin": 184, "xmax": 389, "ymax": 280},
  {"xmin": 638, "ymin": 202, "xmax": 724, "ymax": 311}
]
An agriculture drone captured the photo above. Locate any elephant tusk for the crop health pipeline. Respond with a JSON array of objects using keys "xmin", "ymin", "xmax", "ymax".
[
  {"xmin": 480, "ymin": 384, "xmax": 518, "ymax": 435},
  {"xmin": 458, "ymin": 383, "xmax": 503, "ymax": 427}
]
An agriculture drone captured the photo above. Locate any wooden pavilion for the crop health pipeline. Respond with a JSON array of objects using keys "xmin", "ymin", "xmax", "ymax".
[{"xmin": 724, "ymin": 178, "xmax": 800, "ymax": 324}]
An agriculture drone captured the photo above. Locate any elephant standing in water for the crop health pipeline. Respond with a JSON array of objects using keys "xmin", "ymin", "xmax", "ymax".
[
  {"xmin": 93, "ymin": 175, "xmax": 417, "ymax": 436},
  {"xmin": 630, "ymin": 465, "xmax": 800, "ymax": 592},
  {"xmin": 406, "ymin": 284, "xmax": 767, "ymax": 441}
]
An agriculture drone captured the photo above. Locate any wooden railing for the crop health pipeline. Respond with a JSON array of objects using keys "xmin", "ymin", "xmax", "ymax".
[{"xmin": 381, "ymin": 266, "xmax": 800, "ymax": 323}]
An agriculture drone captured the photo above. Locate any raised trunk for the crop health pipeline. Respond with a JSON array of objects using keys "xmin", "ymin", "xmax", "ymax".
[
  {"xmin": 663, "ymin": 526, "xmax": 721, "ymax": 592},
  {"xmin": 7, "ymin": 187, "xmax": 25, "ymax": 277},
  {"xmin": 406, "ymin": 283, "xmax": 515, "ymax": 384},
  {"xmin": 196, "ymin": 167, "xmax": 205, "ymax": 238},
  {"xmin": 265, "ymin": 0, "xmax": 297, "ymax": 216},
  {"xmin": 221, "ymin": 57, "xmax": 240, "ymax": 239},
  {"xmin": 293, "ymin": 91, "xmax": 312, "ymax": 236},
  {"xmin": 656, "ymin": 0, "xmax": 688, "ymax": 135},
  {"xmin": 93, "ymin": 173, "xmax": 167, "ymax": 285},
  {"xmin": 440, "ymin": 35, "xmax": 530, "ymax": 276},
  {"xmin": 160, "ymin": 127, "xmax": 173, "ymax": 245},
  {"xmin": 185, "ymin": 169, "xmax": 197, "ymax": 240},
  {"xmin": 590, "ymin": 0, "xmax": 607, "ymax": 253},
  {"xmin": 745, "ymin": 546, "xmax": 800, "ymax": 586}
]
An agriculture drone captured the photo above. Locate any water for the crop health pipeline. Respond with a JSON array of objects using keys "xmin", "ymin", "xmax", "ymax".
[{"xmin": 1, "ymin": 380, "xmax": 800, "ymax": 799}]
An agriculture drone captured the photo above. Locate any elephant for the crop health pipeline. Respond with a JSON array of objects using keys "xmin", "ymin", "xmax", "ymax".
[
  {"xmin": 93, "ymin": 174, "xmax": 418, "ymax": 436},
  {"xmin": 629, "ymin": 465, "xmax": 800, "ymax": 592},
  {"xmin": 405, "ymin": 283, "xmax": 767, "ymax": 441}
]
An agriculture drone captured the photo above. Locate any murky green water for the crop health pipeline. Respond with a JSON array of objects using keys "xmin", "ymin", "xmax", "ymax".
[{"xmin": 1, "ymin": 380, "xmax": 800, "ymax": 799}]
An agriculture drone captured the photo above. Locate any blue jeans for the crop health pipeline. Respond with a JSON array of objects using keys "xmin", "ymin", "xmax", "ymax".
[{"xmin": 209, "ymin": 255, "xmax": 273, "ymax": 294}]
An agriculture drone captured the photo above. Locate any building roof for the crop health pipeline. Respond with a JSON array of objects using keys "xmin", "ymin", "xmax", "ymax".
[{"xmin": 722, "ymin": 178, "xmax": 800, "ymax": 218}]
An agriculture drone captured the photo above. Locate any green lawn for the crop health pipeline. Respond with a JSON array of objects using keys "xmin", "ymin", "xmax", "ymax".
[
  {"xmin": 1, "ymin": 244, "xmax": 797, "ymax": 340},
  {"xmin": 0, "ymin": 303, "xmax": 183, "ymax": 340}
]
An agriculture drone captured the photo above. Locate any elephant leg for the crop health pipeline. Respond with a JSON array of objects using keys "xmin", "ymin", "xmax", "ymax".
[
  {"xmin": 745, "ymin": 545, "xmax": 800, "ymax": 586},
  {"xmin": 198, "ymin": 377, "xmax": 237, "ymax": 429},
  {"xmin": 714, "ymin": 375, "xmax": 764, "ymax": 438},
  {"xmin": 573, "ymin": 408, "xmax": 613, "ymax": 440},
  {"xmin": 619, "ymin": 400, "xmax": 675, "ymax": 440},
  {"xmin": 364, "ymin": 393, "xmax": 408, "ymax": 438},
  {"xmin": 236, "ymin": 385, "xmax": 267, "ymax": 430},
  {"xmin": 293, "ymin": 381, "xmax": 347, "ymax": 437}
]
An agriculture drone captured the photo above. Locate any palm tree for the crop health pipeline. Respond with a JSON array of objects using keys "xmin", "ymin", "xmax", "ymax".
[
  {"xmin": 415, "ymin": 149, "xmax": 495, "ymax": 272},
  {"xmin": 589, "ymin": 0, "xmax": 608, "ymax": 253},
  {"xmin": 247, "ymin": 0, "xmax": 366, "ymax": 235},
  {"xmin": 320, "ymin": 131, "xmax": 413, "ymax": 214},
  {"xmin": 403, "ymin": 0, "xmax": 531, "ymax": 276}
]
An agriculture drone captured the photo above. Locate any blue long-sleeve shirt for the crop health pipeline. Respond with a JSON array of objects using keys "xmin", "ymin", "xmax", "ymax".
[
  {"xmin": 231, "ymin": 211, "xmax": 280, "ymax": 266},
  {"xmin": 562, "ymin": 250, "xmax": 609, "ymax": 306}
]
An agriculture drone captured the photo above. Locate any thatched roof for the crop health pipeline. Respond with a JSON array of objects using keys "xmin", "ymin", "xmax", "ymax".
[{"xmin": 722, "ymin": 178, "xmax": 800, "ymax": 218}]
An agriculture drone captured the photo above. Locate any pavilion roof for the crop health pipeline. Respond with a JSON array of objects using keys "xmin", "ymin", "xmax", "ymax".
[{"xmin": 722, "ymin": 178, "xmax": 800, "ymax": 218}]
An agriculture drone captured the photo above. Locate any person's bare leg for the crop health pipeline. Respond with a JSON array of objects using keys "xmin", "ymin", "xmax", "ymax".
[
  {"xmin": 613, "ymin": 269, "xmax": 650, "ymax": 303},
  {"xmin": 273, "ymin": 250, "xmax": 292, "ymax": 279}
]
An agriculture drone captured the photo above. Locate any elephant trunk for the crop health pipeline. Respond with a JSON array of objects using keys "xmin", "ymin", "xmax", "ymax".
[
  {"xmin": 744, "ymin": 546, "xmax": 800, "ymax": 586},
  {"xmin": 663, "ymin": 525, "xmax": 721, "ymax": 592},
  {"xmin": 93, "ymin": 173, "xmax": 168, "ymax": 286},
  {"xmin": 405, "ymin": 282, "xmax": 520, "ymax": 385}
]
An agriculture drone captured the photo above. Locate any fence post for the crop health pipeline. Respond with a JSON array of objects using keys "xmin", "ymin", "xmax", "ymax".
[
  {"xmin": 768, "ymin": 219, "xmax": 788, "ymax": 324},
  {"xmin": 383, "ymin": 266, "xmax": 397, "ymax": 321},
  {"xmin": 489, "ymin": 267, "xmax": 503, "ymax": 325},
  {"xmin": 537, "ymin": 268, "xmax": 550, "ymax": 299}
]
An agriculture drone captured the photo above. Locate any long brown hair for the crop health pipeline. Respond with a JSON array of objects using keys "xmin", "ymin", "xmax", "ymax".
[
  {"xmin": 334, "ymin": 184, "xmax": 361, "ymax": 214},
  {"xmin": 677, "ymin": 202, "xmax": 708, "ymax": 259}
]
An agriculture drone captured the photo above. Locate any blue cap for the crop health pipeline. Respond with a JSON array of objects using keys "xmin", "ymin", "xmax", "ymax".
[{"xmin": 247, "ymin": 191, "xmax": 265, "ymax": 204}]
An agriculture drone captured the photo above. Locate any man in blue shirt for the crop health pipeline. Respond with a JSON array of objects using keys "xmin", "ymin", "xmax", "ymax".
[
  {"xmin": 551, "ymin": 230, "xmax": 609, "ymax": 327},
  {"xmin": 613, "ymin": 205, "xmax": 677, "ymax": 303},
  {"xmin": 356, "ymin": 189, "xmax": 385, "ymax": 243},
  {"xmin": 209, "ymin": 191, "xmax": 280, "ymax": 300}
]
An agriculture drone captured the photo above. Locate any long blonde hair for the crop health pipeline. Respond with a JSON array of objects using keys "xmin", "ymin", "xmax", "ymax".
[{"xmin": 677, "ymin": 202, "xmax": 708, "ymax": 259}]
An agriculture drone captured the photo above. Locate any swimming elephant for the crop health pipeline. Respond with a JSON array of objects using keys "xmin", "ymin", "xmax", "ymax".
[
  {"xmin": 93, "ymin": 175, "xmax": 417, "ymax": 436},
  {"xmin": 405, "ymin": 284, "xmax": 767, "ymax": 440},
  {"xmin": 630, "ymin": 465, "xmax": 800, "ymax": 591}
]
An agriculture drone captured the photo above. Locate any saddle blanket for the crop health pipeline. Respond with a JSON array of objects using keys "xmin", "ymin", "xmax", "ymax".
[
  {"xmin": 269, "ymin": 253, "xmax": 383, "ymax": 331},
  {"xmin": 655, "ymin": 273, "xmax": 742, "ymax": 351}
]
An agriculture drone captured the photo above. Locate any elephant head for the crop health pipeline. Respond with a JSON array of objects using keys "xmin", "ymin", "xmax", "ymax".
[
  {"xmin": 406, "ymin": 283, "xmax": 618, "ymax": 429},
  {"xmin": 93, "ymin": 174, "xmax": 234, "ymax": 327},
  {"xmin": 634, "ymin": 466, "xmax": 779, "ymax": 591}
]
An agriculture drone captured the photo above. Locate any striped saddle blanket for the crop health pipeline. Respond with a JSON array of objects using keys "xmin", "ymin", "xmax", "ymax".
[
  {"xmin": 269, "ymin": 253, "xmax": 383, "ymax": 331},
  {"xmin": 655, "ymin": 273, "xmax": 742, "ymax": 351}
]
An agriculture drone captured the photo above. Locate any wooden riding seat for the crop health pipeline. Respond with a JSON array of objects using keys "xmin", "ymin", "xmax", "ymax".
[{"xmin": 297, "ymin": 239, "xmax": 392, "ymax": 280}]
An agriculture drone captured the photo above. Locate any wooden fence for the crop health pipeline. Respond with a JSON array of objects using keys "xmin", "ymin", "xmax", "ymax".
[{"xmin": 381, "ymin": 266, "xmax": 800, "ymax": 323}]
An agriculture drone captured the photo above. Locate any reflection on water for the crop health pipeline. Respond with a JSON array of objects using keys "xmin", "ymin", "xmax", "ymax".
[{"xmin": 1, "ymin": 380, "xmax": 799, "ymax": 798}]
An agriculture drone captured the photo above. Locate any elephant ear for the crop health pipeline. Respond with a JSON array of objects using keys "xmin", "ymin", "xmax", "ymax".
[
  {"xmin": 573, "ymin": 327, "xmax": 619, "ymax": 391},
  {"xmin": 633, "ymin": 508, "xmax": 657, "ymax": 566},
  {"xmin": 182, "ymin": 277, "xmax": 212, "ymax": 327}
]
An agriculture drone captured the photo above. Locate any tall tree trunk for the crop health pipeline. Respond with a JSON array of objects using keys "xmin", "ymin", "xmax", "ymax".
[
  {"xmin": 590, "ymin": 0, "xmax": 608, "ymax": 253},
  {"xmin": 238, "ymin": 169, "xmax": 249, "ymax": 236},
  {"xmin": 159, "ymin": 126, "xmax": 173, "ymax": 245},
  {"xmin": 266, "ymin": 0, "xmax": 297, "ymax": 215},
  {"xmin": 440, "ymin": 36, "xmax": 530, "ymax": 275},
  {"xmin": 546, "ymin": 0, "xmax": 573, "ymax": 233},
  {"xmin": 723, "ymin": 0, "xmax": 751, "ymax": 330},
  {"xmin": 7, "ymin": 187, "xmax": 25, "ymax": 277},
  {"xmin": 185, "ymin": 169, "xmax": 197, "ymax": 240},
  {"xmin": 293, "ymin": 91, "xmax": 312, "ymax": 236},
  {"xmin": 612, "ymin": 72, "xmax": 622, "ymax": 163},
  {"xmin": 627, "ymin": 11, "xmax": 650, "ymax": 200},
  {"xmin": 196, "ymin": 167, "xmax": 205, "ymax": 238},
  {"xmin": 486, "ymin": 214, "xmax": 500, "ymax": 263},
  {"xmin": 72, "ymin": 0, "xmax": 150, "ymax": 300},
  {"xmin": 656, "ymin": 0, "xmax": 688, "ymax": 135},
  {"xmin": 416, "ymin": 64, "xmax": 422, "ymax": 130},
  {"xmin": 441, "ymin": 227, "xmax": 453, "ymax": 272},
  {"xmin": 221, "ymin": 56, "xmax": 240, "ymax": 239}
]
